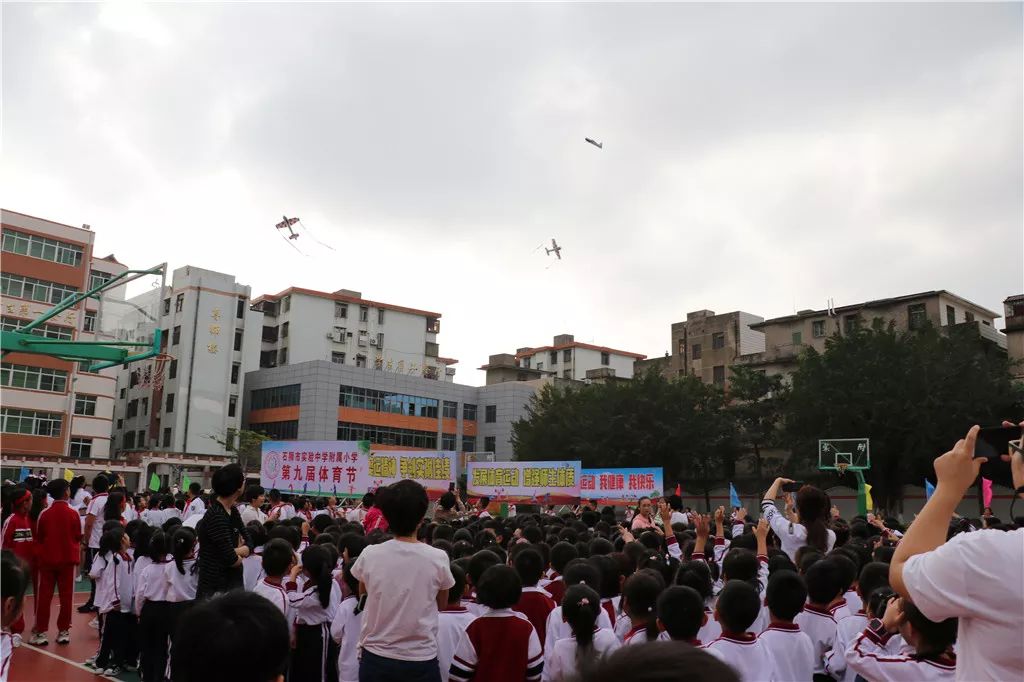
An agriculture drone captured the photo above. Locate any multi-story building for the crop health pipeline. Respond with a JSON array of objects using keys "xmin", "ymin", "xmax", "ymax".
[
  {"xmin": 112, "ymin": 266, "xmax": 262, "ymax": 458},
  {"xmin": 243, "ymin": 360, "xmax": 574, "ymax": 461},
  {"xmin": 251, "ymin": 288, "xmax": 457, "ymax": 381},
  {"xmin": 1, "ymin": 209, "xmax": 125, "ymax": 462},
  {"xmin": 739, "ymin": 291, "xmax": 1004, "ymax": 377},
  {"xmin": 667, "ymin": 310, "xmax": 765, "ymax": 387},
  {"xmin": 1004, "ymin": 294, "xmax": 1024, "ymax": 379},
  {"xmin": 509, "ymin": 334, "xmax": 646, "ymax": 382}
]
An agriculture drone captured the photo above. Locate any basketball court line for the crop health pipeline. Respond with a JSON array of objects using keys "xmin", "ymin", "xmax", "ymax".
[{"xmin": 17, "ymin": 643, "xmax": 117, "ymax": 679}]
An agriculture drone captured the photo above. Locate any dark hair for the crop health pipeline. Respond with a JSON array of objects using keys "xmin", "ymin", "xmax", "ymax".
[
  {"xmin": 132, "ymin": 524, "xmax": 155, "ymax": 564},
  {"xmin": 657, "ymin": 585, "xmax": 704, "ymax": 641},
  {"xmin": 866, "ymin": 587, "xmax": 896, "ymax": 619},
  {"xmin": 448, "ymin": 563, "xmax": 467, "ymax": 604},
  {"xmin": 901, "ymin": 600, "xmax": 957, "ymax": 661},
  {"xmin": 377, "ymin": 479, "xmax": 428, "ymax": 536},
  {"xmin": 268, "ymin": 488, "xmax": 281, "ymax": 503},
  {"xmin": 262, "ymin": 538, "xmax": 295, "ymax": 578},
  {"xmin": 768, "ymin": 553, "xmax": 797, "ymax": 576},
  {"xmin": 98, "ymin": 527, "xmax": 125, "ymax": 560},
  {"xmin": 550, "ymin": 541, "xmax": 579, "ymax": 575},
  {"xmin": 69, "ymin": 475, "xmax": 86, "ymax": 497},
  {"xmin": 722, "ymin": 548, "xmax": 758, "ymax": 586},
  {"xmin": 162, "ymin": 516, "xmax": 182, "ymax": 533},
  {"xmin": 467, "ymin": 550, "xmax": 501, "ymax": 587},
  {"xmin": 667, "ymin": 494, "xmax": 683, "ymax": 512},
  {"xmin": 149, "ymin": 530, "xmax": 171, "ymax": 562},
  {"xmin": 589, "ymin": 537, "xmax": 614, "ymax": 556},
  {"xmin": 92, "ymin": 474, "xmax": 110, "ymax": 494},
  {"xmin": 716, "ymin": 580, "xmax": 761, "ymax": 633},
  {"xmin": 804, "ymin": 558, "xmax": 843, "ymax": 605},
  {"xmin": 212, "ymin": 464, "xmax": 245, "ymax": 498},
  {"xmin": 795, "ymin": 485, "xmax": 831, "ymax": 553},
  {"xmin": 513, "ymin": 547, "xmax": 545, "ymax": 587},
  {"xmin": 103, "ymin": 492, "xmax": 125, "ymax": 522},
  {"xmin": 438, "ymin": 492, "xmax": 457, "ymax": 510},
  {"xmin": 588, "ymin": 555, "xmax": 622, "ymax": 599},
  {"xmin": 188, "ymin": 482, "xmax": 202, "ymax": 496},
  {"xmin": 45, "ymin": 479, "xmax": 69, "ymax": 500},
  {"xmin": 582, "ymin": 640, "xmax": 740, "ymax": 682},
  {"xmin": 675, "ymin": 559, "xmax": 714, "ymax": 602},
  {"xmin": 827, "ymin": 553, "xmax": 858, "ymax": 593},
  {"xmin": 857, "ymin": 562, "xmax": 890, "ymax": 600},
  {"xmin": 1, "ymin": 550, "xmax": 29, "ymax": 619},
  {"xmin": 268, "ymin": 524, "xmax": 301, "ymax": 551},
  {"xmin": 623, "ymin": 570, "xmax": 664, "ymax": 641},
  {"xmin": 172, "ymin": 527, "xmax": 198, "ymax": 575},
  {"xmin": 872, "ymin": 545, "xmax": 895, "ymax": 564},
  {"xmin": 476, "ymin": 564, "xmax": 521, "ymax": 610},
  {"xmin": 301, "ymin": 545, "xmax": 333, "ymax": 609},
  {"xmin": 171, "ymin": 590, "xmax": 289, "ymax": 682},
  {"xmin": 798, "ymin": 551, "xmax": 823, "ymax": 575},
  {"xmin": 243, "ymin": 485, "xmax": 265, "ymax": 503},
  {"xmin": 562, "ymin": 584, "xmax": 602, "ymax": 671},
  {"xmin": 766, "ymin": 570, "xmax": 807, "ymax": 622},
  {"xmin": 247, "ymin": 521, "xmax": 269, "ymax": 549}
]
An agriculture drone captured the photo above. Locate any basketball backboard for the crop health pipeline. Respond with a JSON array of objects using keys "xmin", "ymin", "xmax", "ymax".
[{"xmin": 818, "ymin": 438, "xmax": 870, "ymax": 474}]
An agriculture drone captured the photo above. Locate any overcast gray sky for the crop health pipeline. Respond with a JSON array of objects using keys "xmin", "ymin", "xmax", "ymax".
[{"xmin": 4, "ymin": 2, "xmax": 1022, "ymax": 383}]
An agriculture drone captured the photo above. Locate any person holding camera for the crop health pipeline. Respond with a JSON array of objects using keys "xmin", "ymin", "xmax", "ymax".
[
  {"xmin": 890, "ymin": 423, "xmax": 1024, "ymax": 681},
  {"xmin": 761, "ymin": 478, "xmax": 836, "ymax": 561}
]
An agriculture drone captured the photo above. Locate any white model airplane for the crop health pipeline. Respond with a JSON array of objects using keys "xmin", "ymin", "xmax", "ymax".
[
  {"xmin": 545, "ymin": 239, "xmax": 562, "ymax": 260},
  {"xmin": 585, "ymin": 137, "xmax": 603, "ymax": 149}
]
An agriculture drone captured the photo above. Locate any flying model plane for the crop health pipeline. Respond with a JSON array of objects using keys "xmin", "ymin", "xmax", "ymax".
[
  {"xmin": 276, "ymin": 215, "xmax": 300, "ymax": 240},
  {"xmin": 545, "ymin": 239, "xmax": 562, "ymax": 260},
  {"xmin": 584, "ymin": 137, "xmax": 603, "ymax": 149}
]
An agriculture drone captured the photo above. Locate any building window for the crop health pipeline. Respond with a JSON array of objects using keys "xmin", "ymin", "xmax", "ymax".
[
  {"xmin": 441, "ymin": 433, "xmax": 456, "ymax": 450},
  {"xmin": 549, "ymin": 351, "xmax": 558, "ymax": 365},
  {"xmin": 137, "ymin": 430, "xmax": 146, "ymax": 447},
  {"xmin": 250, "ymin": 384, "xmax": 301, "ymax": 410},
  {"xmin": 376, "ymin": 333, "xmax": 384, "ymax": 348},
  {"xmin": 234, "ymin": 329, "xmax": 244, "ymax": 351},
  {"xmin": 163, "ymin": 298, "xmax": 171, "ymax": 315},
  {"xmin": 84, "ymin": 311, "xmax": 96, "ymax": 333},
  {"xmin": 175, "ymin": 294, "xmax": 185, "ymax": 312},
  {"xmin": 601, "ymin": 352, "xmax": 610, "ymax": 366},
  {"xmin": 165, "ymin": 393, "xmax": 174, "ymax": 413},
  {"xmin": 127, "ymin": 399, "xmax": 138, "ymax": 418},
  {"xmin": 116, "ymin": 418, "xmax": 122, "ymax": 429},
  {"xmin": 712, "ymin": 332, "xmax": 725, "ymax": 350},
  {"xmin": 141, "ymin": 397, "xmax": 148, "ymax": 415},
  {"xmin": 359, "ymin": 306, "xmax": 369, "ymax": 322},
  {"xmin": 88, "ymin": 271, "xmax": 113, "ymax": 291},
  {"xmin": 278, "ymin": 348, "xmax": 288, "ymax": 365},
  {"xmin": 355, "ymin": 355, "xmax": 366, "ymax": 368},
  {"xmin": 339, "ymin": 386, "xmax": 439, "ymax": 417},
  {"xmin": 426, "ymin": 317, "xmax": 440, "ymax": 334},
  {"xmin": 462, "ymin": 436, "xmax": 476, "ymax": 452},
  {"xmin": 162, "ymin": 428, "xmax": 172, "ymax": 447},
  {"xmin": 1, "ymin": 408, "xmax": 62, "ymax": 437},
  {"xmin": 521, "ymin": 357, "xmax": 531, "ymax": 369},
  {"xmin": 536, "ymin": 362, "xmax": 543, "ymax": 371},
  {"xmin": 485, "ymin": 405, "xmax": 497, "ymax": 423},
  {"xmin": 358, "ymin": 330, "xmax": 368, "ymax": 346},
  {"xmin": 2, "ymin": 228, "xmax": 83, "ymax": 266},
  {"xmin": 563, "ymin": 369, "xmax": 572, "ymax": 379},
  {"xmin": 812, "ymin": 320, "xmax": 826, "ymax": 338},
  {"xmin": 442, "ymin": 400, "xmax": 458, "ymax": 419},
  {"xmin": 236, "ymin": 297, "xmax": 246, "ymax": 319},
  {"xmin": 119, "ymin": 387, "xmax": 126, "ymax": 399},
  {"xmin": 172, "ymin": 326, "xmax": 181, "ymax": 345},
  {"xmin": 792, "ymin": 331, "xmax": 802, "ymax": 346},
  {"xmin": 281, "ymin": 322, "xmax": 289, "ymax": 338},
  {"xmin": 463, "ymin": 403, "xmax": 477, "ymax": 422},
  {"xmin": 74, "ymin": 394, "xmax": 97, "ymax": 416},
  {"xmin": 169, "ymin": 359, "xmax": 178, "ymax": 379},
  {"xmin": 281, "ymin": 296, "xmax": 290, "ymax": 313},
  {"xmin": 692, "ymin": 344, "xmax": 702, "ymax": 360},
  {"xmin": 965, "ymin": 311, "xmax": 975, "ymax": 323},
  {"xmin": 908, "ymin": 303, "xmax": 927, "ymax": 331},
  {"xmin": 250, "ymin": 420, "xmax": 299, "ymax": 440},
  {"xmin": 0, "ymin": 273, "xmax": 78, "ymax": 304},
  {"xmin": 231, "ymin": 362, "xmax": 240, "ymax": 384},
  {"xmin": 124, "ymin": 431, "xmax": 136, "ymax": 449},
  {"xmin": 335, "ymin": 302, "xmax": 348, "ymax": 319},
  {"xmin": 69, "ymin": 437, "xmax": 92, "ymax": 458},
  {"xmin": 331, "ymin": 352, "xmax": 346, "ymax": 364},
  {"xmin": 228, "ymin": 395, "xmax": 237, "ymax": 417},
  {"xmin": 712, "ymin": 365, "xmax": 726, "ymax": 387},
  {"xmin": 337, "ymin": 422, "xmax": 437, "ymax": 449},
  {"xmin": 563, "ymin": 349, "xmax": 572, "ymax": 362},
  {"xmin": 377, "ymin": 309, "xmax": 385, "ymax": 324},
  {"xmin": 1, "ymin": 317, "xmax": 73, "ymax": 340},
  {"xmin": 844, "ymin": 315, "xmax": 859, "ymax": 334},
  {"xmin": 484, "ymin": 436, "xmax": 496, "ymax": 452},
  {"xmin": 946, "ymin": 305, "xmax": 956, "ymax": 325},
  {"xmin": 1, "ymin": 363, "xmax": 68, "ymax": 392}
]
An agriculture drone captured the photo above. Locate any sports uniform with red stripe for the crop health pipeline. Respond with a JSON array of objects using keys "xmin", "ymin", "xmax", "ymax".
[
  {"xmin": 793, "ymin": 603, "xmax": 836, "ymax": 676},
  {"xmin": 845, "ymin": 623, "xmax": 956, "ymax": 681},
  {"xmin": 513, "ymin": 586, "xmax": 556, "ymax": 650},
  {"xmin": 757, "ymin": 622, "xmax": 814, "ymax": 682},
  {"xmin": 705, "ymin": 632, "xmax": 775, "ymax": 682},
  {"xmin": 1, "ymin": 508, "xmax": 35, "ymax": 635},
  {"xmin": 450, "ymin": 608, "xmax": 543, "ymax": 682}
]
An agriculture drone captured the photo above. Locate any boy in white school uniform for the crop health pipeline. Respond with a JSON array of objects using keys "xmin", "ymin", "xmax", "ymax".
[
  {"xmin": 794, "ymin": 557, "xmax": 841, "ymax": 678},
  {"xmin": 824, "ymin": 561, "xmax": 891, "ymax": 682},
  {"xmin": 758, "ymin": 570, "xmax": 814, "ymax": 682},
  {"xmin": 435, "ymin": 564, "xmax": 476, "ymax": 679},
  {"xmin": 845, "ymin": 595, "xmax": 957, "ymax": 681},
  {"xmin": 705, "ymin": 581, "xmax": 774, "ymax": 682}
]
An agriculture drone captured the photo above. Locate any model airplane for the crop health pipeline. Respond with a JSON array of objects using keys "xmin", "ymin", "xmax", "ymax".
[
  {"xmin": 585, "ymin": 137, "xmax": 603, "ymax": 149},
  {"xmin": 545, "ymin": 239, "xmax": 562, "ymax": 260},
  {"xmin": 276, "ymin": 215, "xmax": 300, "ymax": 239}
]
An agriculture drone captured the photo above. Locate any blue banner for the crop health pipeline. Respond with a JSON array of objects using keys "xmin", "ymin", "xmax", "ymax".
[{"xmin": 580, "ymin": 467, "xmax": 664, "ymax": 501}]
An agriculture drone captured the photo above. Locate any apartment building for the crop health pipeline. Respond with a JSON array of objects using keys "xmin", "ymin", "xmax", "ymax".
[
  {"xmin": 668, "ymin": 310, "xmax": 765, "ymax": 387},
  {"xmin": 251, "ymin": 287, "xmax": 457, "ymax": 382},
  {"xmin": 243, "ymin": 360, "xmax": 572, "ymax": 461},
  {"xmin": 739, "ymin": 291, "xmax": 1004, "ymax": 377},
  {"xmin": 510, "ymin": 334, "xmax": 646, "ymax": 382},
  {"xmin": 111, "ymin": 266, "xmax": 262, "ymax": 457},
  {"xmin": 1, "ymin": 209, "xmax": 126, "ymax": 461},
  {"xmin": 1004, "ymin": 294, "xmax": 1024, "ymax": 379}
]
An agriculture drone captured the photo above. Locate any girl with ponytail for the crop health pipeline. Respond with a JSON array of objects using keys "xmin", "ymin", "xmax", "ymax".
[
  {"xmin": 761, "ymin": 477, "xmax": 836, "ymax": 561},
  {"xmin": 288, "ymin": 545, "xmax": 341, "ymax": 682},
  {"xmin": 544, "ymin": 584, "xmax": 621, "ymax": 681},
  {"xmin": 620, "ymin": 569, "xmax": 665, "ymax": 645},
  {"xmin": 165, "ymin": 527, "xmax": 199, "ymax": 681}
]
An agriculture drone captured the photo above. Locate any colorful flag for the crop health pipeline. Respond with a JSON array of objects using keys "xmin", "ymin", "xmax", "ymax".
[
  {"xmin": 148, "ymin": 472, "xmax": 161, "ymax": 491},
  {"xmin": 17, "ymin": 467, "xmax": 29, "ymax": 483},
  {"xmin": 183, "ymin": 474, "xmax": 192, "ymax": 491},
  {"xmin": 924, "ymin": 479, "xmax": 935, "ymax": 500},
  {"xmin": 857, "ymin": 480, "xmax": 873, "ymax": 515},
  {"xmin": 982, "ymin": 477, "xmax": 993, "ymax": 509},
  {"xmin": 729, "ymin": 482, "xmax": 741, "ymax": 509},
  {"xmin": 674, "ymin": 483, "xmax": 681, "ymax": 497},
  {"xmin": 63, "ymin": 468, "xmax": 74, "ymax": 482}
]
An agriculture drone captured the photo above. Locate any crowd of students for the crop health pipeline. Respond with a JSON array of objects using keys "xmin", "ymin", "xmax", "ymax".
[{"xmin": 1, "ymin": 422, "xmax": 1022, "ymax": 682}]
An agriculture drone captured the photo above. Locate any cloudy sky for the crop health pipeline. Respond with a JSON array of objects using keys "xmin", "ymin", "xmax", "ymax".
[{"xmin": 4, "ymin": 2, "xmax": 1021, "ymax": 383}]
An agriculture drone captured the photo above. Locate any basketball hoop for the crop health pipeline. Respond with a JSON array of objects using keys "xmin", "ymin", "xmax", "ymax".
[
  {"xmin": 836, "ymin": 463, "xmax": 849, "ymax": 476},
  {"xmin": 151, "ymin": 353, "xmax": 174, "ymax": 391}
]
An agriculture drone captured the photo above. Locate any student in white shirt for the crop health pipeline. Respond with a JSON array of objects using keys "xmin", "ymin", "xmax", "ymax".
[
  {"xmin": 80, "ymin": 473, "xmax": 110, "ymax": 613},
  {"xmin": 140, "ymin": 496, "xmax": 163, "ymax": 527},
  {"xmin": 239, "ymin": 485, "xmax": 268, "ymax": 525},
  {"xmin": 890, "ymin": 423, "xmax": 1024, "ymax": 682},
  {"xmin": 1, "ymin": 550, "xmax": 30, "ymax": 682},
  {"xmin": 543, "ymin": 584, "xmax": 620, "ymax": 681},
  {"xmin": 544, "ymin": 561, "xmax": 614, "ymax": 653},
  {"xmin": 181, "ymin": 483, "xmax": 206, "ymax": 521},
  {"xmin": 759, "ymin": 570, "xmax": 814, "ymax": 682},
  {"xmin": 435, "ymin": 564, "xmax": 476, "ymax": 680},
  {"xmin": 761, "ymin": 477, "xmax": 836, "ymax": 562},
  {"xmin": 655, "ymin": 585, "xmax": 708, "ymax": 647},
  {"xmin": 89, "ymin": 528, "xmax": 135, "ymax": 676},
  {"xmin": 705, "ymin": 581, "xmax": 775, "ymax": 682},
  {"xmin": 845, "ymin": 595, "xmax": 957, "ymax": 681},
  {"xmin": 331, "ymin": 562, "xmax": 366, "ymax": 682},
  {"xmin": 344, "ymin": 492, "xmax": 373, "ymax": 524},
  {"xmin": 69, "ymin": 476, "xmax": 91, "ymax": 514},
  {"xmin": 824, "ymin": 561, "xmax": 891, "ymax": 682},
  {"xmin": 252, "ymin": 539, "xmax": 297, "ymax": 631},
  {"xmin": 135, "ymin": 530, "xmax": 173, "ymax": 682},
  {"xmin": 619, "ymin": 571, "xmax": 663, "ymax": 646},
  {"xmin": 794, "ymin": 557, "xmax": 841, "ymax": 677},
  {"xmin": 267, "ymin": 489, "xmax": 296, "ymax": 521},
  {"xmin": 242, "ymin": 522, "xmax": 268, "ymax": 591},
  {"xmin": 289, "ymin": 545, "xmax": 341, "ymax": 682}
]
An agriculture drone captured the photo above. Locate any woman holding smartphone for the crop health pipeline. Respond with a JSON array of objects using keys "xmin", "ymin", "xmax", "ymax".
[{"xmin": 761, "ymin": 477, "xmax": 835, "ymax": 561}]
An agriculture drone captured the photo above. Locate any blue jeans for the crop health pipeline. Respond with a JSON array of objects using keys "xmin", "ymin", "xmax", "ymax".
[{"xmin": 359, "ymin": 650, "xmax": 441, "ymax": 682}]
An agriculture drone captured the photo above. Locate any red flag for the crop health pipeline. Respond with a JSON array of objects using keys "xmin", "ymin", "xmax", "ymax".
[
  {"xmin": 674, "ymin": 483, "xmax": 681, "ymax": 496},
  {"xmin": 982, "ymin": 477, "xmax": 993, "ymax": 509}
]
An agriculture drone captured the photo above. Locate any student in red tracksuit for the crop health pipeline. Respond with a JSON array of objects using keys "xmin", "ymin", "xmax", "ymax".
[
  {"xmin": 1, "ymin": 488, "xmax": 35, "ymax": 644},
  {"xmin": 31, "ymin": 479, "xmax": 83, "ymax": 646}
]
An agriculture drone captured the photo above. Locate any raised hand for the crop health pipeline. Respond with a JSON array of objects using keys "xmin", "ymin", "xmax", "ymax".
[
  {"xmin": 933, "ymin": 425, "xmax": 982, "ymax": 497},
  {"xmin": 695, "ymin": 514, "xmax": 710, "ymax": 542}
]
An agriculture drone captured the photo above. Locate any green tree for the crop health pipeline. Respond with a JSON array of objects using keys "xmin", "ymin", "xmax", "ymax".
[
  {"xmin": 511, "ymin": 370, "xmax": 739, "ymax": 497},
  {"xmin": 211, "ymin": 428, "xmax": 270, "ymax": 474},
  {"xmin": 728, "ymin": 365, "xmax": 788, "ymax": 490},
  {"xmin": 783, "ymin": 320, "xmax": 1022, "ymax": 511}
]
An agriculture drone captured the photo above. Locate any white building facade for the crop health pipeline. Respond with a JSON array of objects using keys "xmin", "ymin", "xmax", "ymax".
[{"xmin": 514, "ymin": 334, "xmax": 645, "ymax": 381}]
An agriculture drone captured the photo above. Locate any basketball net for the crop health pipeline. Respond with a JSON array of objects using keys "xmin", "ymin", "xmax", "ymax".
[
  {"xmin": 152, "ymin": 353, "xmax": 173, "ymax": 391},
  {"xmin": 836, "ymin": 463, "xmax": 849, "ymax": 476}
]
